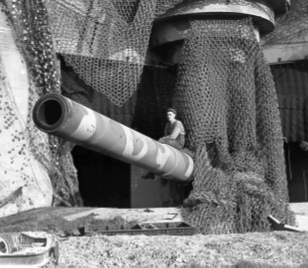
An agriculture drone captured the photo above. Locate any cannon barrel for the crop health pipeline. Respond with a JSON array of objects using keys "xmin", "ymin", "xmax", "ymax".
[{"xmin": 32, "ymin": 93, "xmax": 194, "ymax": 182}]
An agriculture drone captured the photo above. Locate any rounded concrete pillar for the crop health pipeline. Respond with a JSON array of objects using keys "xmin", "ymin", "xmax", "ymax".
[{"xmin": 148, "ymin": 0, "xmax": 290, "ymax": 65}]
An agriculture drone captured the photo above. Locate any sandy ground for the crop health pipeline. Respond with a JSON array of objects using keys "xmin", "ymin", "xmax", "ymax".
[
  {"xmin": 57, "ymin": 204, "xmax": 308, "ymax": 267},
  {"xmin": 58, "ymin": 231, "xmax": 308, "ymax": 267},
  {"xmin": 0, "ymin": 204, "xmax": 307, "ymax": 267}
]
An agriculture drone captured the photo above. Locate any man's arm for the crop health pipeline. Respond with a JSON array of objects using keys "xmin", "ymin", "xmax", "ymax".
[
  {"xmin": 165, "ymin": 121, "xmax": 181, "ymax": 139},
  {"xmin": 169, "ymin": 127, "xmax": 181, "ymax": 139},
  {"xmin": 164, "ymin": 123, "xmax": 168, "ymax": 136}
]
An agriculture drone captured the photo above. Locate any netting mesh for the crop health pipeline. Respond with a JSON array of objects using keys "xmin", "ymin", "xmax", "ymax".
[
  {"xmin": 0, "ymin": 0, "xmax": 297, "ymax": 233},
  {"xmin": 173, "ymin": 18, "xmax": 295, "ymax": 234},
  {"xmin": 45, "ymin": 0, "xmax": 184, "ymax": 106},
  {"xmin": 0, "ymin": 0, "xmax": 184, "ymax": 208},
  {"xmin": 0, "ymin": 0, "xmax": 82, "ymax": 207}
]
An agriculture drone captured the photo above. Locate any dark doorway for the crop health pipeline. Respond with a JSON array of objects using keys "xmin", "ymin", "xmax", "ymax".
[
  {"xmin": 285, "ymin": 142, "xmax": 308, "ymax": 202},
  {"xmin": 60, "ymin": 55, "xmax": 133, "ymax": 208},
  {"xmin": 72, "ymin": 146, "xmax": 131, "ymax": 208}
]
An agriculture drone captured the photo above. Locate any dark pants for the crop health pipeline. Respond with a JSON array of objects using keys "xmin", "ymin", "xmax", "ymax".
[{"xmin": 158, "ymin": 137, "xmax": 184, "ymax": 150}]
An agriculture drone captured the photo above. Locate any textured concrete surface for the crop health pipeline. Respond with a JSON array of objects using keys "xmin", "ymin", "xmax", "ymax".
[{"xmin": 289, "ymin": 202, "xmax": 308, "ymax": 231}]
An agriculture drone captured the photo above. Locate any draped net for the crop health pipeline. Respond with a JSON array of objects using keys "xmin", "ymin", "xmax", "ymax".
[
  {"xmin": 0, "ymin": 0, "xmax": 185, "ymax": 207},
  {"xmin": 174, "ymin": 18, "xmax": 295, "ymax": 233},
  {"xmin": 0, "ymin": 0, "xmax": 297, "ymax": 233},
  {"xmin": 45, "ymin": 0, "xmax": 184, "ymax": 106}
]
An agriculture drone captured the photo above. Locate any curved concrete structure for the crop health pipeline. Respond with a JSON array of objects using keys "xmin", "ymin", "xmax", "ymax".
[
  {"xmin": 150, "ymin": 0, "xmax": 290, "ymax": 65},
  {"xmin": 33, "ymin": 94, "xmax": 194, "ymax": 182}
]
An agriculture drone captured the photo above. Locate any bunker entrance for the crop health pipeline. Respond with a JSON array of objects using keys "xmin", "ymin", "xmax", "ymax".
[{"xmin": 72, "ymin": 145, "xmax": 131, "ymax": 208}]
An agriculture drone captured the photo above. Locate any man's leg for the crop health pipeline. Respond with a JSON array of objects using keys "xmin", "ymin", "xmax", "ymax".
[{"xmin": 158, "ymin": 137, "xmax": 183, "ymax": 150}]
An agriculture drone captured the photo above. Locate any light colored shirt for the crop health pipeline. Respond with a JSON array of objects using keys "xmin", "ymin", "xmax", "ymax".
[{"xmin": 164, "ymin": 120, "xmax": 185, "ymax": 139}]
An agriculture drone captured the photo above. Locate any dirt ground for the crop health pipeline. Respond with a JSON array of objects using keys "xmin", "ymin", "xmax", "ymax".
[
  {"xmin": 58, "ymin": 231, "xmax": 308, "ymax": 267},
  {"xmin": 0, "ymin": 207, "xmax": 307, "ymax": 267},
  {"xmin": 53, "ymin": 204, "xmax": 308, "ymax": 267}
]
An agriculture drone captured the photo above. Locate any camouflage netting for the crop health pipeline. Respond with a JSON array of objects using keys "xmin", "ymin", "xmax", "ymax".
[
  {"xmin": 0, "ymin": 0, "xmax": 82, "ymax": 206},
  {"xmin": 173, "ymin": 18, "xmax": 295, "ymax": 233},
  {"xmin": 45, "ymin": 0, "xmax": 184, "ymax": 106},
  {"xmin": 0, "ymin": 0, "xmax": 297, "ymax": 234},
  {"xmin": 0, "ymin": 0, "xmax": 184, "ymax": 206}
]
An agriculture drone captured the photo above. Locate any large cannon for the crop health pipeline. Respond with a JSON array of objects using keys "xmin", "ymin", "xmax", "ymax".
[{"xmin": 32, "ymin": 93, "xmax": 194, "ymax": 182}]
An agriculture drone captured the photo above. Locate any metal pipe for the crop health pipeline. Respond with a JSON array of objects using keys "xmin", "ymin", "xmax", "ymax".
[{"xmin": 32, "ymin": 93, "xmax": 194, "ymax": 182}]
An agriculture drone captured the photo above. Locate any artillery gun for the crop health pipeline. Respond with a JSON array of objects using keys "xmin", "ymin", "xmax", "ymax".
[{"xmin": 32, "ymin": 93, "xmax": 194, "ymax": 182}]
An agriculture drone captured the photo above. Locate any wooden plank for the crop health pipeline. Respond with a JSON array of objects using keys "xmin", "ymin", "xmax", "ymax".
[
  {"xmin": 0, "ymin": 203, "xmax": 306, "ymax": 234},
  {"xmin": 63, "ymin": 207, "xmax": 183, "ymax": 223}
]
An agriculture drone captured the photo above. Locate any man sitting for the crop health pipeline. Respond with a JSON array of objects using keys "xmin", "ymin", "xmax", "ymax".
[{"xmin": 142, "ymin": 108, "xmax": 185, "ymax": 179}]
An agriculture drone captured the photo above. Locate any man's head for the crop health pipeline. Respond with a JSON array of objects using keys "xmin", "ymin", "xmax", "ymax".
[{"xmin": 166, "ymin": 108, "xmax": 176, "ymax": 122}]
